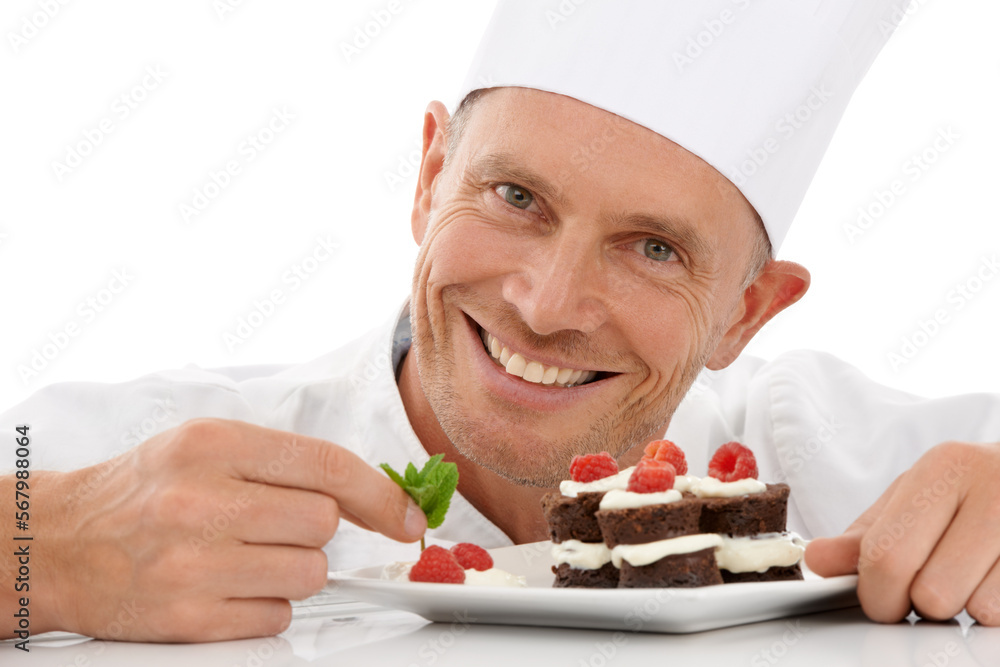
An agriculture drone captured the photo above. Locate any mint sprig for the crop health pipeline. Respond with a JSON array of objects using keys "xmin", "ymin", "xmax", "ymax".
[{"xmin": 380, "ymin": 454, "xmax": 459, "ymax": 542}]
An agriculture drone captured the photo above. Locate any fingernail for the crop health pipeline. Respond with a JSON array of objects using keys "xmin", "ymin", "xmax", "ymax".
[{"xmin": 404, "ymin": 500, "xmax": 427, "ymax": 538}]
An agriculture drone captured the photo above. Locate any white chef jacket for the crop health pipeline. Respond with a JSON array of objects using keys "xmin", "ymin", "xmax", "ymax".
[{"xmin": 3, "ymin": 300, "xmax": 999, "ymax": 571}]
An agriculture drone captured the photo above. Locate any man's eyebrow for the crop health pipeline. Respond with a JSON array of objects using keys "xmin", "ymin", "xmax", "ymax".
[{"xmin": 465, "ymin": 153, "xmax": 564, "ymax": 204}]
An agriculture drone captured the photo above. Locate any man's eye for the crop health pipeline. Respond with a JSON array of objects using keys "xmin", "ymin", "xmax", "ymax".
[
  {"xmin": 495, "ymin": 184, "xmax": 535, "ymax": 210},
  {"xmin": 634, "ymin": 238, "xmax": 677, "ymax": 262}
]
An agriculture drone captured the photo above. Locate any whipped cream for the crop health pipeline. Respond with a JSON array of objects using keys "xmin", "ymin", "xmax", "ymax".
[
  {"xmin": 559, "ymin": 466, "xmax": 635, "ymax": 497},
  {"xmin": 691, "ymin": 476, "xmax": 767, "ymax": 498},
  {"xmin": 610, "ymin": 534, "xmax": 724, "ymax": 568},
  {"xmin": 672, "ymin": 474, "xmax": 700, "ymax": 493},
  {"xmin": 598, "ymin": 488, "xmax": 681, "ymax": 510},
  {"xmin": 715, "ymin": 533, "xmax": 806, "ymax": 573},
  {"xmin": 607, "ymin": 532, "xmax": 806, "ymax": 572},
  {"xmin": 551, "ymin": 539, "xmax": 613, "ymax": 570},
  {"xmin": 463, "ymin": 568, "xmax": 528, "ymax": 587},
  {"xmin": 381, "ymin": 561, "xmax": 526, "ymax": 587}
]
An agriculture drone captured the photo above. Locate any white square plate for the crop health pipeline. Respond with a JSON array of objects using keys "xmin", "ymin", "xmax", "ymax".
[{"xmin": 326, "ymin": 541, "xmax": 858, "ymax": 633}]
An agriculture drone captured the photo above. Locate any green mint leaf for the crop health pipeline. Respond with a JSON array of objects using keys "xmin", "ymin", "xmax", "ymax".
[
  {"xmin": 404, "ymin": 461, "xmax": 421, "ymax": 487},
  {"xmin": 378, "ymin": 454, "xmax": 459, "ymax": 530},
  {"xmin": 379, "ymin": 463, "xmax": 406, "ymax": 488}
]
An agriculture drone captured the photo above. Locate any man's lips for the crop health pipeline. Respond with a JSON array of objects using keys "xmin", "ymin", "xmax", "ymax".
[
  {"xmin": 458, "ymin": 313, "xmax": 621, "ymax": 413},
  {"xmin": 469, "ymin": 317, "xmax": 617, "ymax": 389}
]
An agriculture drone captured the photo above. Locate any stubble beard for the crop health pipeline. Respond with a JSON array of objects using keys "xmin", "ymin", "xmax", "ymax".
[{"xmin": 409, "ymin": 303, "xmax": 712, "ymax": 488}]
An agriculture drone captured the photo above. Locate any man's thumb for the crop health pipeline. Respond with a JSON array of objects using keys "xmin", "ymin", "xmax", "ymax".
[{"xmin": 805, "ymin": 531, "xmax": 863, "ymax": 577}]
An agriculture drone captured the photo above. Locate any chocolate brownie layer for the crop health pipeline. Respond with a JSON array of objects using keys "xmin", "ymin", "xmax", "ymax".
[
  {"xmin": 698, "ymin": 483, "xmax": 790, "ymax": 537},
  {"xmin": 551, "ymin": 561, "xmax": 620, "ymax": 588},
  {"xmin": 721, "ymin": 563, "xmax": 804, "ymax": 583},
  {"xmin": 594, "ymin": 496, "xmax": 702, "ymax": 548},
  {"xmin": 541, "ymin": 491, "xmax": 605, "ymax": 543},
  {"xmin": 617, "ymin": 547, "xmax": 724, "ymax": 588}
]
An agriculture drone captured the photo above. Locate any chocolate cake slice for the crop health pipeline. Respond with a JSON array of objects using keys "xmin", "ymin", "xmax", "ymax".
[
  {"xmin": 541, "ymin": 491, "xmax": 605, "ymax": 543},
  {"xmin": 693, "ymin": 482, "xmax": 803, "ymax": 582},
  {"xmin": 614, "ymin": 543, "xmax": 723, "ymax": 589},
  {"xmin": 596, "ymin": 490, "xmax": 724, "ymax": 589},
  {"xmin": 697, "ymin": 483, "xmax": 790, "ymax": 536},
  {"xmin": 542, "ymin": 491, "xmax": 619, "ymax": 588},
  {"xmin": 721, "ymin": 563, "xmax": 803, "ymax": 584}
]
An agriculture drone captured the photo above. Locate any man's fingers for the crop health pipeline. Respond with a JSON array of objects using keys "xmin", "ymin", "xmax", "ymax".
[
  {"xmin": 967, "ymin": 557, "xmax": 1000, "ymax": 627},
  {"xmin": 219, "ymin": 483, "xmax": 341, "ymax": 548},
  {"xmin": 197, "ymin": 599, "xmax": 293, "ymax": 643},
  {"xmin": 196, "ymin": 544, "xmax": 330, "ymax": 601},
  {"xmin": 855, "ymin": 452, "xmax": 968, "ymax": 623},
  {"xmin": 195, "ymin": 419, "xmax": 426, "ymax": 543},
  {"xmin": 909, "ymin": 491, "xmax": 1000, "ymax": 621},
  {"xmin": 338, "ymin": 507, "xmax": 375, "ymax": 532},
  {"xmin": 805, "ymin": 534, "xmax": 864, "ymax": 577},
  {"xmin": 805, "ymin": 474, "xmax": 904, "ymax": 577}
]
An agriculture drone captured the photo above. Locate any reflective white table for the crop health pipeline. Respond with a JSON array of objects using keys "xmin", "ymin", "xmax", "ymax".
[{"xmin": 6, "ymin": 600, "xmax": 997, "ymax": 667}]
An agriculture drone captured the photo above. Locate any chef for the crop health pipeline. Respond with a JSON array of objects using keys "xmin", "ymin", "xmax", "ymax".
[{"xmin": 3, "ymin": 0, "xmax": 1000, "ymax": 643}]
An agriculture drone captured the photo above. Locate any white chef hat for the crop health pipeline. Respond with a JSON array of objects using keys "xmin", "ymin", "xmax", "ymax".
[{"xmin": 456, "ymin": 0, "xmax": 913, "ymax": 252}]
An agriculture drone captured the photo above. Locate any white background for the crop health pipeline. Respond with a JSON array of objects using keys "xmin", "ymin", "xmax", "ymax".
[{"xmin": 1, "ymin": 0, "xmax": 997, "ymax": 415}]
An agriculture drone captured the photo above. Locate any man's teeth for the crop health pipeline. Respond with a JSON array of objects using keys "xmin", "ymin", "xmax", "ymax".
[{"xmin": 480, "ymin": 330, "xmax": 597, "ymax": 388}]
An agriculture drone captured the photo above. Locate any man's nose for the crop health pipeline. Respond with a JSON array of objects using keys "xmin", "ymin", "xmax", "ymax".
[{"xmin": 501, "ymin": 233, "xmax": 609, "ymax": 336}]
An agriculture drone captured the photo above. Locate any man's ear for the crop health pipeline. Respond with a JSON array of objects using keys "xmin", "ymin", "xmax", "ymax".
[
  {"xmin": 411, "ymin": 100, "xmax": 451, "ymax": 245},
  {"xmin": 706, "ymin": 260, "xmax": 811, "ymax": 370}
]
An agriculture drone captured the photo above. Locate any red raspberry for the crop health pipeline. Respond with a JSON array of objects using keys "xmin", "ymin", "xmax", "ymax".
[
  {"xmin": 450, "ymin": 543, "xmax": 493, "ymax": 571},
  {"xmin": 626, "ymin": 458, "xmax": 676, "ymax": 494},
  {"xmin": 708, "ymin": 442, "xmax": 758, "ymax": 482},
  {"xmin": 409, "ymin": 546, "xmax": 465, "ymax": 584},
  {"xmin": 642, "ymin": 439, "xmax": 688, "ymax": 475},
  {"xmin": 569, "ymin": 451, "xmax": 619, "ymax": 483}
]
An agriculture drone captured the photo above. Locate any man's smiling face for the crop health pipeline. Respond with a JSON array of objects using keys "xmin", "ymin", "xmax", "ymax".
[{"xmin": 407, "ymin": 87, "xmax": 800, "ymax": 487}]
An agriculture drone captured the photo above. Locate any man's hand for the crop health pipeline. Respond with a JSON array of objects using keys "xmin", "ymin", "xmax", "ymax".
[
  {"xmin": 6, "ymin": 418, "xmax": 426, "ymax": 642},
  {"xmin": 806, "ymin": 441, "xmax": 1000, "ymax": 626}
]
